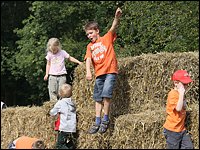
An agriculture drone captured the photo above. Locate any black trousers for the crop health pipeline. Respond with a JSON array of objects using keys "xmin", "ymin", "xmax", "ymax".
[{"xmin": 56, "ymin": 131, "xmax": 76, "ymax": 149}]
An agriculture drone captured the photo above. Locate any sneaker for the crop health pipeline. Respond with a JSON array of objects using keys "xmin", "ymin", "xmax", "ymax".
[
  {"xmin": 88, "ymin": 124, "xmax": 100, "ymax": 134},
  {"xmin": 98, "ymin": 120, "xmax": 109, "ymax": 134}
]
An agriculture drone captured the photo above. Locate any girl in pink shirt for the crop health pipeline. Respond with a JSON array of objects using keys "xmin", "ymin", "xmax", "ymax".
[{"xmin": 44, "ymin": 38, "xmax": 82, "ymax": 101}]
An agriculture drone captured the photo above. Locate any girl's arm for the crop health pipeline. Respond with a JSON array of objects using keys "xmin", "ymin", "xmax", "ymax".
[
  {"xmin": 44, "ymin": 60, "xmax": 50, "ymax": 81},
  {"xmin": 68, "ymin": 56, "xmax": 82, "ymax": 65}
]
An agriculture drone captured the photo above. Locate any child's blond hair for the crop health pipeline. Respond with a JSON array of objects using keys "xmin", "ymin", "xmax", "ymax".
[
  {"xmin": 59, "ymin": 83, "xmax": 72, "ymax": 98},
  {"xmin": 46, "ymin": 37, "xmax": 62, "ymax": 53}
]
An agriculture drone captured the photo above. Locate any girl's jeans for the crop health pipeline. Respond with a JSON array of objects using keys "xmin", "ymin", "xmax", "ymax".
[{"xmin": 48, "ymin": 75, "xmax": 66, "ymax": 101}]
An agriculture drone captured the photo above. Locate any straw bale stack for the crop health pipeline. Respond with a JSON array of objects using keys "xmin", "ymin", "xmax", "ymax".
[
  {"xmin": 1, "ymin": 51, "xmax": 199, "ymax": 149},
  {"xmin": 73, "ymin": 52, "xmax": 199, "ymax": 118},
  {"xmin": 110, "ymin": 103, "xmax": 198, "ymax": 149},
  {"xmin": 76, "ymin": 107, "xmax": 113, "ymax": 149},
  {"xmin": 110, "ymin": 51, "xmax": 199, "ymax": 117},
  {"xmin": 72, "ymin": 51, "xmax": 199, "ymax": 149},
  {"xmin": 185, "ymin": 104, "xmax": 199, "ymax": 149},
  {"xmin": 1, "ymin": 101, "xmax": 58, "ymax": 149},
  {"xmin": 110, "ymin": 109, "xmax": 166, "ymax": 149},
  {"xmin": 72, "ymin": 64, "xmax": 95, "ymax": 108}
]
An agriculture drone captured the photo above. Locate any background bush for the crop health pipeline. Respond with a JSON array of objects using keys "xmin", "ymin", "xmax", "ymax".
[{"xmin": 1, "ymin": 1, "xmax": 199, "ymax": 106}]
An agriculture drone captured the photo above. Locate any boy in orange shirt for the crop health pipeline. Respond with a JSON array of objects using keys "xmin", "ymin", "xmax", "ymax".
[
  {"xmin": 84, "ymin": 7, "xmax": 122, "ymax": 134},
  {"xmin": 8, "ymin": 136, "xmax": 45, "ymax": 149},
  {"xmin": 163, "ymin": 70, "xmax": 194, "ymax": 149}
]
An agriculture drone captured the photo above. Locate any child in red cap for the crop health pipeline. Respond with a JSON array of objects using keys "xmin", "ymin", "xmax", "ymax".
[{"xmin": 163, "ymin": 70, "xmax": 194, "ymax": 149}]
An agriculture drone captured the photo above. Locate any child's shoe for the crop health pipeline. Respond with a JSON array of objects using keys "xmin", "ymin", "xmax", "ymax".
[
  {"xmin": 88, "ymin": 124, "xmax": 100, "ymax": 134},
  {"xmin": 98, "ymin": 120, "xmax": 109, "ymax": 133}
]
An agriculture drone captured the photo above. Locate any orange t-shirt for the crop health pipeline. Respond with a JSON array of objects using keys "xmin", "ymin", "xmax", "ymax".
[
  {"xmin": 84, "ymin": 31, "xmax": 118, "ymax": 77},
  {"xmin": 15, "ymin": 136, "xmax": 38, "ymax": 149},
  {"xmin": 163, "ymin": 89, "xmax": 186, "ymax": 132}
]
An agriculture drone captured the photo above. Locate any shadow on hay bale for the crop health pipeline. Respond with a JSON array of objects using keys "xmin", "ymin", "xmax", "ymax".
[{"xmin": 1, "ymin": 51, "xmax": 199, "ymax": 149}]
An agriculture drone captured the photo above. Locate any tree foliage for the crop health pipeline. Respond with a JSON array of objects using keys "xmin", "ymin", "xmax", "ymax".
[
  {"xmin": 115, "ymin": 1, "xmax": 199, "ymax": 57},
  {"xmin": 1, "ymin": 1, "xmax": 199, "ymax": 105}
]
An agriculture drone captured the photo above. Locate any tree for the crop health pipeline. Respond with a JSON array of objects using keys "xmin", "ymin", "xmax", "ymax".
[
  {"xmin": 115, "ymin": 1, "xmax": 199, "ymax": 57},
  {"xmin": 1, "ymin": 1, "xmax": 199, "ymax": 106},
  {"xmin": 1, "ymin": 1, "xmax": 32, "ymax": 106}
]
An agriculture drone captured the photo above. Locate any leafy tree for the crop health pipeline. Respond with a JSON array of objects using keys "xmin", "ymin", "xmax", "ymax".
[
  {"xmin": 12, "ymin": 1, "xmax": 101, "ymax": 104},
  {"xmin": 1, "ymin": 1, "xmax": 199, "ymax": 106},
  {"xmin": 1, "ymin": 1, "xmax": 32, "ymax": 105},
  {"xmin": 116, "ymin": 1, "xmax": 199, "ymax": 57}
]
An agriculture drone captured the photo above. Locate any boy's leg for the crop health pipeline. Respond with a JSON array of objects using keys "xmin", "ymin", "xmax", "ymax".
[
  {"xmin": 66, "ymin": 133, "xmax": 76, "ymax": 149},
  {"xmin": 180, "ymin": 130, "xmax": 194, "ymax": 149},
  {"xmin": 95, "ymin": 101, "xmax": 103, "ymax": 123},
  {"xmin": 163, "ymin": 128, "xmax": 181, "ymax": 149},
  {"xmin": 56, "ymin": 131, "xmax": 68, "ymax": 149},
  {"xmin": 101, "ymin": 73, "xmax": 116, "ymax": 120},
  {"xmin": 48, "ymin": 75, "xmax": 58, "ymax": 101},
  {"xmin": 88, "ymin": 101, "xmax": 102, "ymax": 134},
  {"xmin": 98, "ymin": 73, "xmax": 116, "ymax": 133},
  {"xmin": 88, "ymin": 76, "xmax": 104, "ymax": 134},
  {"xmin": 102, "ymin": 97, "xmax": 111, "ymax": 120}
]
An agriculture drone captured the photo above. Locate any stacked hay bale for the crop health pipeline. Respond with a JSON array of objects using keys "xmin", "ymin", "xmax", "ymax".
[
  {"xmin": 110, "ymin": 109, "xmax": 166, "ymax": 149},
  {"xmin": 110, "ymin": 104, "xmax": 198, "ymax": 149},
  {"xmin": 76, "ymin": 108, "xmax": 113, "ymax": 149},
  {"xmin": 1, "ymin": 101, "xmax": 58, "ymax": 149},
  {"xmin": 1, "ymin": 51, "xmax": 199, "ymax": 149},
  {"xmin": 72, "ymin": 51, "xmax": 199, "ymax": 149},
  {"xmin": 110, "ymin": 52, "xmax": 199, "ymax": 117}
]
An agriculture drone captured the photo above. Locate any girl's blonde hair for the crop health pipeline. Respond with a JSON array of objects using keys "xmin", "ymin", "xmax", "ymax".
[
  {"xmin": 46, "ymin": 37, "xmax": 62, "ymax": 53},
  {"xmin": 59, "ymin": 83, "xmax": 72, "ymax": 98}
]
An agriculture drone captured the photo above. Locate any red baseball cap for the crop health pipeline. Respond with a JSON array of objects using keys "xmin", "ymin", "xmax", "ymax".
[{"xmin": 172, "ymin": 70, "xmax": 193, "ymax": 84}]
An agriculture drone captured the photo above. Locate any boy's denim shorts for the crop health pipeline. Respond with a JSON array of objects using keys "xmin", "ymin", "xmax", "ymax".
[{"xmin": 93, "ymin": 73, "xmax": 117, "ymax": 102}]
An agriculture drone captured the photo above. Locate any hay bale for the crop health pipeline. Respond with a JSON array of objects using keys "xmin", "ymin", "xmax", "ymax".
[
  {"xmin": 110, "ymin": 109, "xmax": 166, "ymax": 149},
  {"xmin": 72, "ymin": 52, "xmax": 199, "ymax": 118},
  {"xmin": 110, "ymin": 51, "xmax": 199, "ymax": 116},
  {"xmin": 110, "ymin": 104, "xmax": 199, "ymax": 149},
  {"xmin": 1, "ymin": 101, "xmax": 57, "ymax": 149},
  {"xmin": 1, "ymin": 51, "xmax": 199, "ymax": 149},
  {"xmin": 72, "ymin": 64, "xmax": 95, "ymax": 108},
  {"xmin": 76, "ymin": 107, "xmax": 113, "ymax": 149}
]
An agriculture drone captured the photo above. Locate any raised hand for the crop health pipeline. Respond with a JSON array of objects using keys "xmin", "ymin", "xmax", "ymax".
[{"xmin": 115, "ymin": 7, "xmax": 122, "ymax": 18}]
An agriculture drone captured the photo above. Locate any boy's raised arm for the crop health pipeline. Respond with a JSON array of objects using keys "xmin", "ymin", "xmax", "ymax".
[{"xmin": 109, "ymin": 7, "xmax": 122, "ymax": 33}]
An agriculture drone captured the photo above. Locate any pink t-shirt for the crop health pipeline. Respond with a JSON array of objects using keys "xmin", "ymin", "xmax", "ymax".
[{"xmin": 45, "ymin": 50, "xmax": 70, "ymax": 75}]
